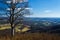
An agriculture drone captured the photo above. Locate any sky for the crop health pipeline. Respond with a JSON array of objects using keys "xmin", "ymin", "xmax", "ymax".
[
  {"xmin": 28, "ymin": 0, "xmax": 60, "ymax": 18},
  {"xmin": 0, "ymin": 0, "xmax": 60, "ymax": 18}
]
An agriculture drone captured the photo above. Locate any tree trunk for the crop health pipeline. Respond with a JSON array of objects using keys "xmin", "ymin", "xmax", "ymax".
[
  {"xmin": 11, "ymin": 24, "xmax": 15, "ymax": 37},
  {"xmin": 10, "ymin": 2, "xmax": 15, "ymax": 36}
]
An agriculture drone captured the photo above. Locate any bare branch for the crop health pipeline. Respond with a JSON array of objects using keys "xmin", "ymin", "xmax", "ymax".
[{"xmin": 14, "ymin": 2, "xmax": 28, "ymax": 14}]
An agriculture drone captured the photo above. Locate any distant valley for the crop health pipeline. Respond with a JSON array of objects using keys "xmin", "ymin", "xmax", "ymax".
[{"xmin": 0, "ymin": 17, "xmax": 60, "ymax": 33}]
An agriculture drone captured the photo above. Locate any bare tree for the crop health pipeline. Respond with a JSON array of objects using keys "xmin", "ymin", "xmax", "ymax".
[{"xmin": 0, "ymin": 0, "xmax": 30, "ymax": 36}]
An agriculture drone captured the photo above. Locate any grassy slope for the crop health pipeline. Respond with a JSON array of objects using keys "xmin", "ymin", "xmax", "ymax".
[{"xmin": 0, "ymin": 24, "xmax": 30, "ymax": 32}]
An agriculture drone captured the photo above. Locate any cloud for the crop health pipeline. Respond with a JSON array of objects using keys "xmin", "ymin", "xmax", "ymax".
[
  {"xmin": 6, "ymin": 1, "xmax": 11, "ymax": 3},
  {"xmin": 44, "ymin": 10, "xmax": 51, "ymax": 13},
  {"xmin": 7, "ymin": 8, "xmax": 32, "ymax": 10},
  {"xmin": 18, "ymin": 8, "xmax": 32, "ymax": 10}
]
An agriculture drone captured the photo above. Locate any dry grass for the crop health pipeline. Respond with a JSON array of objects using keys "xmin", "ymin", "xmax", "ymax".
[
  {"xmin": 0, "ymin": 24, "xmax": 60, "ymax": 40},
  {"xmin": 0, "ymin": 32, "xmax": 60, "ymax": 40}
]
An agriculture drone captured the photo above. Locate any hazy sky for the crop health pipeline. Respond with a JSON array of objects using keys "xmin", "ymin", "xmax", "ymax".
[{"xmin": 29, "ymin": 0, "xmax": 60, "ymax": 18}]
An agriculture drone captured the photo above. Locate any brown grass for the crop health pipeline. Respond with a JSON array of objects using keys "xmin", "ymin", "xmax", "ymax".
[{"xmin": 0, "ymin": 32, "xmax": 60, "ymax": 40}]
